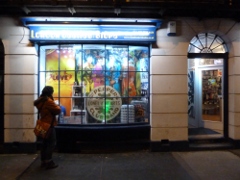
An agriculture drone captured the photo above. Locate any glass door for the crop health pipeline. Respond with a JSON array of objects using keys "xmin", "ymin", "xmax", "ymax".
[
  {"xmin": 198, "ymin": 67, "xmax": 224, "ymax": 136},
  {"xmin": 188, "ymin": 58, "xmax": 224, "ymax": 137}
]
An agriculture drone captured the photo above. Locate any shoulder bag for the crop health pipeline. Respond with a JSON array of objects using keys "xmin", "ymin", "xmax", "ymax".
[{"xmin": 34, "ymin": 100, "xmax": 55, "ymax": 139}]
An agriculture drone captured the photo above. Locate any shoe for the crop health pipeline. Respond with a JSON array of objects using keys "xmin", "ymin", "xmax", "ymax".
[{"xmin": 45, "ymin": 161, "xmax": 58, "ymax": 170}]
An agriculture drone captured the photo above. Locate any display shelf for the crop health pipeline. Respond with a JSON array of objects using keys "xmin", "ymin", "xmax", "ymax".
[
  {"xmin": 70, "ymin": 85, "xmax": 87, "ymax": 124},
  {"xmin": 71, "ymin": 85, "xmax": 86, "ymax": 110}
]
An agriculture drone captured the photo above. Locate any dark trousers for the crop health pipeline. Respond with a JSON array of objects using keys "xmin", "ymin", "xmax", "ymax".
[{"xmin": 40, "ymin": 128, "xmax": 56, "ymax": 162}]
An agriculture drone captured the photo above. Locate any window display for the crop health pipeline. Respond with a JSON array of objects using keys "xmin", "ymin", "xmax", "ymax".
[{"xmin": 39, "ymin": 44, "xmax": 149, "ymax": 125}]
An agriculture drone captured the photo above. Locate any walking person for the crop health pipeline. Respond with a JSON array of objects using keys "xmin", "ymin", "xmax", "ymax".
[{"xmin": 33, "ymin": 86, "xmax": 61, "ymax": 169}]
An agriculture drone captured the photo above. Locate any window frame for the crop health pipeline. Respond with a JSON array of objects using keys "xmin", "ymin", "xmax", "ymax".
[{"xmin": 38, "ymin": 43, "xmax": 150, "ymax": 126}]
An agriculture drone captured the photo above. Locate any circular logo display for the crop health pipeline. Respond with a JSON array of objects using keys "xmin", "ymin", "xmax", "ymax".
[{"xmin": 87, "ymin": 86, "xmax": 122, "ymax": 122}]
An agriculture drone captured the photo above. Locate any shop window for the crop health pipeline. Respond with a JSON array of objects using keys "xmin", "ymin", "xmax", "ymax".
[{"xmin": 39, "ymin": 44, "xmax": 149, "ymax": 125}]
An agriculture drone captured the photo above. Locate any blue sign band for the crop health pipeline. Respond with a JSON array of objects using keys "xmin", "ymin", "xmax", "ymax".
[{"xmin": 28, "ymin": 25, "xmax": 157, "ymax": 42}]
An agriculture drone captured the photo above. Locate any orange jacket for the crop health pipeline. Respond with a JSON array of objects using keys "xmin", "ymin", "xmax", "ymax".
[{"xmin": 34, "ymin": 96, "xmax": 61, "ymax": 126}]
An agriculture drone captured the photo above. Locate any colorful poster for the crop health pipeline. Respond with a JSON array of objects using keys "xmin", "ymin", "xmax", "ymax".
[{"xmin": 129, "ymin": 48, "xmax": 149, "ymax": 95}]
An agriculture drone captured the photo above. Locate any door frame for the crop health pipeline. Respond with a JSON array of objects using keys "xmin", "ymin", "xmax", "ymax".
[
  {"xmin": 0, "ymin": 40, "xmax": 4, "ymax": 147},
  {"xmin": 188, "ymin": 53, "xmax": 229, "ymax": 138}
]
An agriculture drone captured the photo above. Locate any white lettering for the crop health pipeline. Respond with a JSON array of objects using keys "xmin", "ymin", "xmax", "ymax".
[{"xmin": 31, "ymin": 30, "xmax": 152, "ymax": 40}]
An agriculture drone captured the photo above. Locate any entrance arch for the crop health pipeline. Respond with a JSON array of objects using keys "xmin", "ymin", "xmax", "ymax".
[{"xmin": 187, "ymin": 33, "xmax": 228, "ymax": 138}]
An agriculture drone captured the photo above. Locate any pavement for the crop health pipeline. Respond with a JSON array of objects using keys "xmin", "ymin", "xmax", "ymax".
[{"xmin": 1, "ymin": 149, "xmax": 240, "ymax": 180}]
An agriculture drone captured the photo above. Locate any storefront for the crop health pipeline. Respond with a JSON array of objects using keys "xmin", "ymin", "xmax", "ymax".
[
  {"xmin": 21, "ymin": 17, "xmax": 162, "ymax": 152},
  {"xmin": 3, "ymin": 16, "xmax": 240, "ymax": 153}
]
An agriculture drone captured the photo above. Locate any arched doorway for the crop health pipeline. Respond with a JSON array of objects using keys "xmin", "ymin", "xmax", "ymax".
[{"xmin": 187, "ymin": 33, "xmax": 228, "ymax": 139}]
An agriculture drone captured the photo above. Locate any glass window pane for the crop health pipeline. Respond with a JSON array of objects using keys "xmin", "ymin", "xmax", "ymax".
[
  {"xmin": 198, "ymin": 33, "xmax": 207, "ymax": 48},
  {"xmin": 46, "ymin": 49, "xmax": 59, "ymax": 71},
  {"xmin": 59, "ymin": 70, "xmax": 75, "ymax": 97},
  {"xmin": 105, "ymin": 45, "xmax": 126, "ymax": 95},
  {"xmin": 75, "ymin": 46, "xmax": 83, "ymax": 85},
  {"xmin": 82, "ymin": 45, "xmax": 105, "ymax": 95},
  {"xmin": 188, "ymin": 43, "xmax": 201, "ymax": 53},
  {"xmin": 59, "ymin": 45, "xmax": 75, "ymax": 71},
  {"xmin": 39, "ymin": 72, "xmax": 47, "ymax": 93},
  {"xmin": 45, "ymin": 71, "xmax": 59, "ymax": 98},
  {"xmin": 55, "ymin": 97, "xmax": 71, "ymax": 118},
  {"xmin": 129, "ymin": 46, "xmax": 149, "ymax": 96},
  {"xmin": 130, "ymin": 97, "xmax": 148, "ymax": 123},
  {"xmin": 40, "ymin": 45, "xmax": 58, "ymax": 71},
  {"xmin": 211, "ymin": 43, "xmax": 226, "ymax": 53}
]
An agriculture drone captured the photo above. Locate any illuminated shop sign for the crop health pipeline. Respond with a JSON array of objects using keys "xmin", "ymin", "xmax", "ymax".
[
  {"xmin": 27, "ymin": 25, "xmax": 157, "ymax": 42},
  {"xmin": 87, "ymin": 86, "xmax": 122, "ymax": 122}
]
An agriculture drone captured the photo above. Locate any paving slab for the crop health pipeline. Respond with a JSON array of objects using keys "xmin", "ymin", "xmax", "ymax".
[
  {"xmin": 2, "ymin": 150, "xmax": 240, "ymax": 180},
  {"xmin": 174, "ymin": 150, "xmax": 240, "ymax": 180},
  {"xmin": 0, "ymin": 154, "xmax": 38, "ymax": 180},
  {"xmin": 18, "ymin": 152, "xmax": 192, "ymax": 180}
]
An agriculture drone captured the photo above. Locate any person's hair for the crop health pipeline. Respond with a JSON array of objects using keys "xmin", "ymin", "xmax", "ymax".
[{"xmin": 41, "ymin": 86, "xmax": 54, "ymax": 97}]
